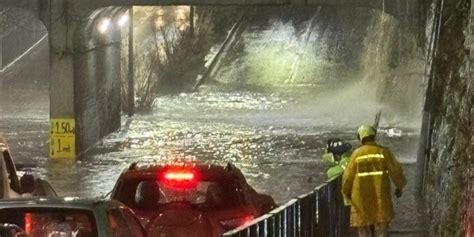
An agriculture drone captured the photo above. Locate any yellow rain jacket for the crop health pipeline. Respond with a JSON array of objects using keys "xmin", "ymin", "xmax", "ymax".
[{"xmin": 342, "ymin": 141, "xmax": 406, "ymax": 227}]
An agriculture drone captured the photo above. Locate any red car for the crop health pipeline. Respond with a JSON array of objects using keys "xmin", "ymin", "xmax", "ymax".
[{"xmin": 111, "ymin": 163, "xmax": 276, "ymax": 237}]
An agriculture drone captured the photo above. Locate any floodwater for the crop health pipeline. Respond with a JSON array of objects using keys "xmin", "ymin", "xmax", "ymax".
[{"xmin": 0, "ymin": 41, "xmax": 419, "ymax": 203}]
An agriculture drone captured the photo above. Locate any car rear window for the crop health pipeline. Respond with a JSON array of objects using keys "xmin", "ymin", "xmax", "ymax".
[
  {"xmin": 116, "ymin": 178, "xmax": 243, "ymax": 210},
  {"xmin": 0, "ymin": 208, "xmax": 98, "ymax": 237}
]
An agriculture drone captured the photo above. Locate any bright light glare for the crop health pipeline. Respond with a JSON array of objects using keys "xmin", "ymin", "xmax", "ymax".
[
  {"xmin": 164, "ymin": 172, "xmax": 194, "ymax": 181},
  {"xmin": 63, "ymin": 197, "xmax": 76, "ymax": 201},
  {"xmin": 24, "ymin": 213, "xmax": 32, "ymax": 234},
  {"xmin": 117, "ymin": 14, "xmax": 129, "ymax": 27},
  {"xmin": 98, "ymin": 18, "xmax": 111, "ymax": 33}
]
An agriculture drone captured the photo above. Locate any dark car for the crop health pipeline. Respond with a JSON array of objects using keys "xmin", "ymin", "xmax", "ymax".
[
  {"xmin": 111, "ymin": 163, "xmax": 277, "ymax": 237},
  {"xmin": 0, "ymin": 197, "xmax": 146, "ymax": 237}
]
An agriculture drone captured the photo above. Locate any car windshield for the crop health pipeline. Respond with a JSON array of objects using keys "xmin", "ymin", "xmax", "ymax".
[
  {"xmin": 0, "ymin": 208, "xmax": 97, "ymax": 237},
  {"xmin": 116, "ymin": 178, "xmax": 242, "ymax": 210}
]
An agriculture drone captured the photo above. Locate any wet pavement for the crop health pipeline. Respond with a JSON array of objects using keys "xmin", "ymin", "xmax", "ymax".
[{"xmin": 389, "ymin": 164, "xmax": 430, "ymax": 236}]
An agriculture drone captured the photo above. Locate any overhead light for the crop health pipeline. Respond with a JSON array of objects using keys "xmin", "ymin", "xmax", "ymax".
[
  {"xmin": 117, "ymin": 13, "xmax": 129, "ymax": 27},
  {"xmin": 98, "ymin": 18, "xmax": 111, "ymax": 33}
]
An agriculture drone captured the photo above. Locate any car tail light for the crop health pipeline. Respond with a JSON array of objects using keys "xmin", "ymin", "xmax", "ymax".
[
  {"xmin": 219, "ymin": 215, "xmax": 254, "ymax": 230},
  {"xmin": 164, "ymin": 171, "xmax": 195, "ymax": 181},
  {"xmin": 159, "ymin": 168, "xmax": 199, "ymax": 189},
  {"xmin": 24, "ymin": 213, "xmax": 32, "ymax": 234}
]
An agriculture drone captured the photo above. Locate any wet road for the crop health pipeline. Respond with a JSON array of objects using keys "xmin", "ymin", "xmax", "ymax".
[
  {"xmin": 77, "ymin": 89, "xmax": 419, "ymax": 204},
  {"xmin": 29, "ymin": 94, "xmax": 419, "ymax": 203}
]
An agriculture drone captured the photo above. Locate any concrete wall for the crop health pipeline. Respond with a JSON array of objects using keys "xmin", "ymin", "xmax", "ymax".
[
  {"xmin": 463, "ymin": 1, "xmax": 474, "ymax": 235},
  {"xmin": 421, "ymin": 0, "xmax": 473, "ymax": 235},
  {"xmin": 72, "ymin": 9, "xmax": 122, "ymax": 155},
  {"xmin": 73, "ymin": 44, "xmax": 121, "ymax": 154}
]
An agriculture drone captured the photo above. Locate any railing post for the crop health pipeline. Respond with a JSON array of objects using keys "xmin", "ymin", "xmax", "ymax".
[
  {"xmin": 249, "ymin": 224, "xmax": 257, "ymax": 237},
  {"xmin": 299, "ymin": 196, "xmax": 310, "ymax": 237},
  {"xmin": 241, "ymin": 228, "xmax": 249, "ymax": 237},
  {"xmin": 286, "ymin": 204, "xmax": 292, "ymax": 237},
  {"xmin": 282, "ymin": 207, "xmax": 287, "ymax": 236},
  {"xmin": 258, "ymin": 219, "xmax": 266, "ymax": 237},
  {"xmin": 267, "ymin": 215, "xmax": 275, "ymax": 237},
  {"xmin": 295, "ymin": 200, "xmax": 301, "ymax": 237},
  {"xmin": 274, "ymin": 211, "xmax": 281, "ymax": 237},
  {"xmin": 335, "ymin": 178, "xmax": 343, "ymax": 237},
  {"xmin": 291, "ymin": 203, "xmax": 297, "ymax": 237},
  {"xmin": 328, "ymin": 180, "xmax": 335, "ymax": 237},
  {"xmin": 314, "ymin": 187, "xmax": 320, "ymax": 236},
  {"xmin": 311, "ymin": 191, "xmax": 317, "ymax": 236},
  {"xmin": 292, "ymin": 203, "xmax": 297, "ymax": 236},
  {"xmin": 317, "ymin": 185, "xmax": 329, "ymax": 237}
]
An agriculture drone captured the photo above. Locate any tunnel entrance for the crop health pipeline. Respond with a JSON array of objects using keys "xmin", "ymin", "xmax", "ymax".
[{"xmin": 122, "ymin": 6, "xmax": 426, "ymax": 127}]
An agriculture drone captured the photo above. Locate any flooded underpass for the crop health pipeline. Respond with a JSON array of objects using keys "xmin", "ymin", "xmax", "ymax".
[
  {"xmin": 3, "ymin": 0, "xmax": 471, "ymax": 234},
  {"xmin": 1, "ymin": 4, "xmax": 423, "ymax": 211}
]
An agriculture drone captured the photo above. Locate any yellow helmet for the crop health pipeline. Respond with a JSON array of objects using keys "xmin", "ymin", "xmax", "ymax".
[{"xmin": 357, "ymin": 125, "xmax": 376, "ymax": 141}]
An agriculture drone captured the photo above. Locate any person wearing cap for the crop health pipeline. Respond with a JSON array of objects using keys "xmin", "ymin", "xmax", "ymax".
[
  {"xmin": 321, "ymin": 138, "xmax": 352, "ymax": 180},
  {"xmin": 342, "ymin": 125, "xmax": 406, "ymax": 237}
]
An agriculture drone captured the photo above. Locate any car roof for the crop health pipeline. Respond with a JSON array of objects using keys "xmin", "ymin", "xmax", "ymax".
[
  {"xmin": 0, "ymin": 197, "xmax": 119, "ymax": 210},
  {"xmin": 121, "ymin": 163, "xmax": 240, "ymax": 182}
]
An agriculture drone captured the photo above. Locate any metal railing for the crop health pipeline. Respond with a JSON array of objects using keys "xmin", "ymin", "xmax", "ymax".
[{"xmin": 223, "ymin": 177, "xmax": 350, "ymax": 237}]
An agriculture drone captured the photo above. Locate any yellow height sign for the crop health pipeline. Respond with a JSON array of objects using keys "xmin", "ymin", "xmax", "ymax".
[{"xmin": 50, "ymin": 119, "xmax": 76, "ymax": 159}]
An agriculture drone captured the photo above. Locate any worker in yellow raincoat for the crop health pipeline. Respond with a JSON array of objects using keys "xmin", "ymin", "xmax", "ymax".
[{"xmin": 342, "ymin": 125, "xmax": 406, "ymax": 237}]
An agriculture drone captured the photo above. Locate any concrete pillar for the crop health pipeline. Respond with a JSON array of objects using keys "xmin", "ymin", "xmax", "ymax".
[
  {"xmin": 42, "ymin": 0, "xmax": 76, "ymax": 118},
  {"xmin": 40, "ymin": 1, "xmax": 122, "ymax": 158},
  {"xmin": 71, "ymin": 7, "xmax": 122, "ymax": 155},
  {"xmin": 40, "ymin": 0, "xmax": 77, "ymax": 158},
  {"xmin": 73, "ymin": 33, "xmax": 101, "ymax": 155}
]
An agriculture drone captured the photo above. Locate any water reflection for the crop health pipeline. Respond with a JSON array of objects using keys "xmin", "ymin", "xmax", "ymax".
[{"xmin": 32, "ymin": 90, "xmax": 417, "ymax": 203}]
